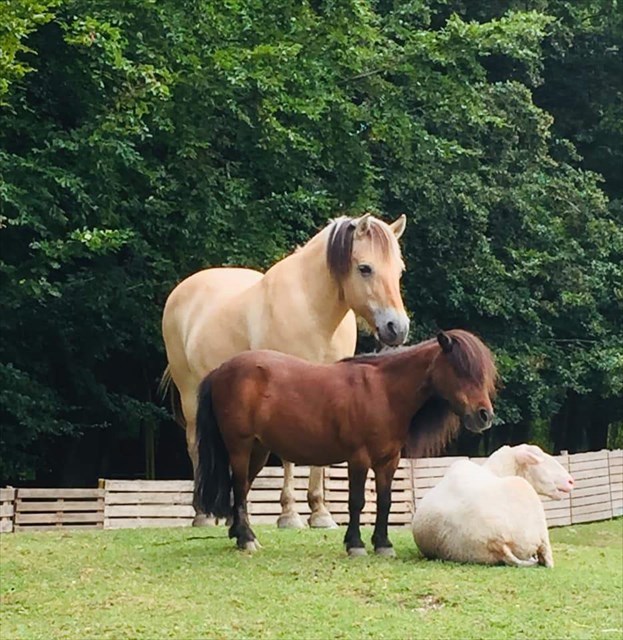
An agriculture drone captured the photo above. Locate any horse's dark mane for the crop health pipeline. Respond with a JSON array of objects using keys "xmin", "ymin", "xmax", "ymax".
[{"xmin": 326, "ymin": 216, "xmax": 393, "ymax": 281}]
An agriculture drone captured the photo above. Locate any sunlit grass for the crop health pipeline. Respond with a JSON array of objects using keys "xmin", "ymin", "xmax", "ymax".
[{"xmin": 1, "ymin": 519, "xmax": 621, "ymax": 639}]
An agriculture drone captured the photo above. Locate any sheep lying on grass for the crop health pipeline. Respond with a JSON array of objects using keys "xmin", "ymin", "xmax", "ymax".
[{"xmin": 412, "ymin": 444, "xmax": 575, "ymax": 568}]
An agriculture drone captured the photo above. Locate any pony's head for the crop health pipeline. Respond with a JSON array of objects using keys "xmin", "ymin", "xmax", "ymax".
[
  {"xmin": 429, "ymin": 329, "xmax": 497, "ymax": 434},
  {"xmin": 326, "ymin": 214, "xmax": 409, "ymax": 346}
]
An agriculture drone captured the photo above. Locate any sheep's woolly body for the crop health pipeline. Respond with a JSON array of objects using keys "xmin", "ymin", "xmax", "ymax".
[
  {"xmin": 411, "ymin": 445, "xmax": 573, "ymax": 568},
  {"xmin": 413, "ymin": 461, "xmax": 551, "ymax": 566}
]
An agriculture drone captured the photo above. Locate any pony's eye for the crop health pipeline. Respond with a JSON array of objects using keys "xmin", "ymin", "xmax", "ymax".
[{"xmin": 358, "ymin": 264, "xmax": 373, "ymax": 277}]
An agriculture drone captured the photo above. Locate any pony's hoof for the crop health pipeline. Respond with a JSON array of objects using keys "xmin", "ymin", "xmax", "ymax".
[
  {"xmin": 308, "ymin": 513, "xmax": 338, "ymax": 529},
  {"xmin": 192, "ymin": 514, "xmax": 218, "ymax": 527},
  {"xmin": 277, "ymin": 513, "xmax": 306, "ymax": 529},
  {"xmin": 347, "ymin": 547, "xmax": 367, "ymax": 557},
  {"xmin": 240, "ymin": 539, "xmax": 261, "ymax": 552},
  {"xmin": 375, "ymin": 547, "xmax": 396, "ymax": 558}
]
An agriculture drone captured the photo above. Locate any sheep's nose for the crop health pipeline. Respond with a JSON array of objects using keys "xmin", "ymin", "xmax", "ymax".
[{"xmin": 567, "ymin": 476, "xmax": 575, "ymax": 489}]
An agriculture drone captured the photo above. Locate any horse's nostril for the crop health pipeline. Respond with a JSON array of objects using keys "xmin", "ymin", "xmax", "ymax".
[
  {"xmin": 387, "ymin": 321, "xmax": 397, "ymax": 338},
  {"xmin": 479, "ymin": 408, "xmax": 489, "ymax": 424}
]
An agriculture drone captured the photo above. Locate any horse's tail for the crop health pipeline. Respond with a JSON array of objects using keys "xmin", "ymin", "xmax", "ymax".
[
  {"xmin": 195, "ymin": 374, "xmax": 232, "ymax": 518},
  {"xmin": 158, "ymin": 365, "xmax": 186, "ymax": 428}
]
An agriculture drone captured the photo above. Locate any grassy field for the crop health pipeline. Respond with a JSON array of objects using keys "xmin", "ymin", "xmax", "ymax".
[{"xmin": 1, "ymin": 519, "xmax": 621, "ymax": 640}]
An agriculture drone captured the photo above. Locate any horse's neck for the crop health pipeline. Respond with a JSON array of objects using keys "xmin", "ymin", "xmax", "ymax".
[{"xmin": 263, "ymin": 231, "xmax": 350, "ymax": 334}]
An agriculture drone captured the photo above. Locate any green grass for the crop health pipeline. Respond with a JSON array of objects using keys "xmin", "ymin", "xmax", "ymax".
[{"xmin": 1, "ymin": 519, "xmax": 622, "ymax": 640}]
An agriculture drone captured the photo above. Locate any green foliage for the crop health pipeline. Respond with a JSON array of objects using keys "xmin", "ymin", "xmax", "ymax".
[
  {"xmin": 0, "ymin": 0, "xmax": 59, "ymax": 99},
  {"xmin": 0, "ymin": 0, "xmax": 621, "ymax": 482}
]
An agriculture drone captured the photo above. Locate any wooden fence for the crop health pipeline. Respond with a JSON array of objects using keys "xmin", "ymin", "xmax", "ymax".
[{"xmin": 1, "ymin": 449, "xmax": 621, "ymax": 532}]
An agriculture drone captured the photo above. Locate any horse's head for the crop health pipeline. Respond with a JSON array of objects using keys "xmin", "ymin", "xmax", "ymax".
[
  {"xmin": 430, "ymin": 330, "xmax": 497, "ymax": 433},
  {"xmin": 326, "ymin": 214, "xmax": 409, "ymax": 346}
]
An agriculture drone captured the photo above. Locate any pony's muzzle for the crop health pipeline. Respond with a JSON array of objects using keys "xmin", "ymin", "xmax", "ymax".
[
  {"xmin": 375, "ymin": 310, "xmax": 409, "ymax": 346},
  {"xmin": 463, "ymin": 408, "xmax": 494, "ymax": 433}
]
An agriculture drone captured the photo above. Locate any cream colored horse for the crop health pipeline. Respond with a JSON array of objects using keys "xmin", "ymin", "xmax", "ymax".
[{"xmin": 162, "ymin": 213, "xmax": 409, "ymax": 528}]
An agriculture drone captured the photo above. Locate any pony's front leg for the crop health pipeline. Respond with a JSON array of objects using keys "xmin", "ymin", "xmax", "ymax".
[
  {"xmin": 344, "ymin": 464, "xmax": 368, "ymax": 556},
  {"xmin": 229, "ymin": 453, "xmax": 260, "ymax": 551},
  {"xmin": 308, "ymin": 466, "xmax": 337, "ymax": 529},
  {"xmin": 277, "ymin": 461, "xmax": 305, "ymax": 529},
  {"xmin": 371, "ymin": 457, "xmax": 399, "ymax": 557}
]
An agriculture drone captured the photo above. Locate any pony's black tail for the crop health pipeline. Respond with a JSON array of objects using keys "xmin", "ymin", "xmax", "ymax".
[{"xmin": 195, "ymin": 374, "xmax": 232, "ymax": 518}]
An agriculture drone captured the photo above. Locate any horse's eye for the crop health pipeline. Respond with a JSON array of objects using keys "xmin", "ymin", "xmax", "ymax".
[{"xmin": 358, "ymin": 264, "xmax": 373, "ymax": 277}]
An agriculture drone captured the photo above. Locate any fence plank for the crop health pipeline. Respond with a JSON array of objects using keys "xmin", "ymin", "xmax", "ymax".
[
  {"xmin": 103, "ymin": 480, "xmax": 193, "ymax": 492},
  {"xmin": 16, "ymin": 500, "xmax": 103, "ymax": 512},
  {"xmin": 17, "ymin": 488, "xmax": 104, "ymax": 499},
  {"xmin": 15, "ymin": 512, "xmax": 103, "ymax": 525},
  {"xmin": 104, "ymin": 518, "xmax": 191, "ymax": 529},
  {"xmin": 106, "ymin": 505, "xmax": 195, "ymax": 518},
  {"xmin": 106, "ymin": 492, "xmax": 193, "ymax": 505}
]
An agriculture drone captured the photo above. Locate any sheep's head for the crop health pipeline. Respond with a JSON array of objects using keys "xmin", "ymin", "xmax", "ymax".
[{"xmin": 514, "ymin": 444, "xmax": 575, "ymax": 500}]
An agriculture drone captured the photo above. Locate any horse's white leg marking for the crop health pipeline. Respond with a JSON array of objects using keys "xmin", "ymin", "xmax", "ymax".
[
  {"xmin": 308, "ymin": 466, "xmax": 338, "ymax": 529},
  {"xmin": 277, "ymin": 461, "xmax": 305, "ymax": 529},
  {"xmin": 375, "ymin": 547, "xmax": 397, "ymax": 557}
]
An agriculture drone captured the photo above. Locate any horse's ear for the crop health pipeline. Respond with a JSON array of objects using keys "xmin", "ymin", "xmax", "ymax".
[
  {"xmin": 388, "ymin": 214, "xmax": 406, "ymax": 240},
  {"xmin": 353, "ymin": 213, "xmax": 372, "ymax": 237},
  {"xmin": 437, "ymin": 331, "xmax": 453, "ymax": 353}
]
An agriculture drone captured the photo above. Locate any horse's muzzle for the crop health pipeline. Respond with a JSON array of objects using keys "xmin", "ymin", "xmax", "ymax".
[{"xmin": 375, "ymin": 310, "xmax": 410, "ymax": 346}]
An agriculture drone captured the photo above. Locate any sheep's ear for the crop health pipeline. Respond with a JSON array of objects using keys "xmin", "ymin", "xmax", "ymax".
[{"xmin": 515, "ymin": 445, "xmax": 541, "ymax": 466}]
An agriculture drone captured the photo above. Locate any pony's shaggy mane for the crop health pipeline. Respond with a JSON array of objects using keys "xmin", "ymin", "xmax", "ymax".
[{"xmin": 341, "ymin": 329, "xmax": 497, "ymax": 457}]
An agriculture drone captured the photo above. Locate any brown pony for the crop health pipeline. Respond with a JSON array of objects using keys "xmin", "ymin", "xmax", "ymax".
[{"xmin": 194, "ymin": 330, "xmax": 497, "ymax": 556}]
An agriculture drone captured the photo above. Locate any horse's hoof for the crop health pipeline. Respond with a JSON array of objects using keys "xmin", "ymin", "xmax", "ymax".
[
  {"xmin": 241, "ymin": 540, "xmax": 261, "ymax": 552},
  {"xmin": 192, "ymin": 514, "xmax": 218, "ymax": 527},
  {"xmin": 277, "ymin": 513, "xmax": 306, "ymax": 529},
  {"xmin": 375, "ymin": 547, "xmax": 396, "ymax": 558},
  {"xmin": 347, "ymin": 547, "xmax": 367, "ymax": 557},
  {"xmin": 308, "ymin": 513, "xmax": 338, "ymax": 529}
]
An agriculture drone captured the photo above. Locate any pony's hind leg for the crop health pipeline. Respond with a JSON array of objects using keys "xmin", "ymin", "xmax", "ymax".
[
  {"xmin": 308, "ymin": 466, "xmax": 338, "ymax": 529},
  {"xmin": 344, "ymin": 463, "xmax": 368, "ymax": 556},
  {"xmin": 229, "ymin": 449, "xmax": 260, "ymax": 551},
  {"xmin": 278, "ymin": 461, "xmax": 306, "ymax": 529}
]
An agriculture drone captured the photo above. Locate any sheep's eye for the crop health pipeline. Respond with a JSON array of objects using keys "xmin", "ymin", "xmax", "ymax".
[{"xmin": 358, "ymin": 264, "xmax": 373, "ymax": 277}]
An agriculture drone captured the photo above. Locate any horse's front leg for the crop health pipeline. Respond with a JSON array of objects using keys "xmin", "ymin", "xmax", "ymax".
[
  {"xmin": 277, "ymin": 461, "xmax": 305, "ymax": 529},
  {"xmin": 344, "ymin": 463, "xmax": 368, "ymax": 556},
  {"xmin": 308, "ymin": 466, "xmax": 337, "ymax": 529},
  {"xmin": 371, "ymin": 456, "xmax": 400, "ymax": 557}
]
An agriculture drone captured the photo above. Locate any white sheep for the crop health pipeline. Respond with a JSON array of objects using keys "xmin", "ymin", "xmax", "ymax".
[{"xmin": 411, "ymin": 444, "xmax": 575, "ymax": 568}]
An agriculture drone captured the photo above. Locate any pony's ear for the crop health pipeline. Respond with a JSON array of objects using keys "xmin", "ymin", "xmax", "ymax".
[
  {"xmin": 388, "ymin": 214, "xmax": 406, "ymax": 240},
  {"xmin": 437, "ymin": 331, "xmax": 453, "ymax": 353},
  {"xmin": 353, "ymin": 213, "xmax": 372, "ymax": 237}
]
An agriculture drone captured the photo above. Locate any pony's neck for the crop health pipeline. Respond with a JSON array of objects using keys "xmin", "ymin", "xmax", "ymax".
[{"xmin": 380, "ymin": 343, "xmax": 437, "ymax": 427}]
